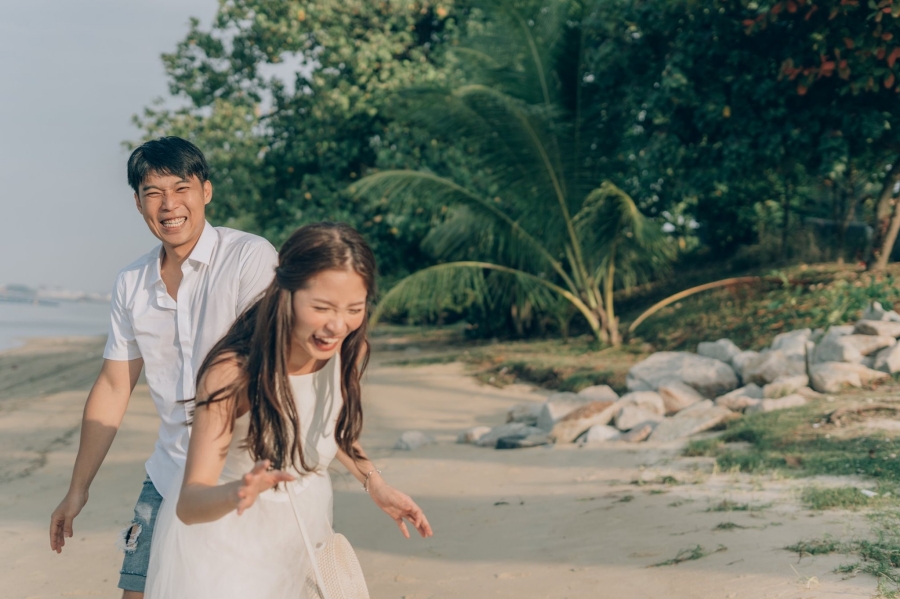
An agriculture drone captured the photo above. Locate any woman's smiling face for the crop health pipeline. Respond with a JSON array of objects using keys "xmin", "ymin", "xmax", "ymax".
[{"xmin": 289, "ymin": 268, "xmax": 368, "ymax": 370}]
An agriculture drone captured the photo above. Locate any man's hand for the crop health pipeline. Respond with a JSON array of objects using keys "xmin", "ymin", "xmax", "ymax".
[
  {"xmin": 233, "ymin": 460, "xmax": 295, "ymax": 515},
  {"xmin": 49, "ymin": 489, "xmax": 88, "ymax": 553},
  {"xmin": 368, "ymin": 476, "xmax": 433, "ymax": 539}
]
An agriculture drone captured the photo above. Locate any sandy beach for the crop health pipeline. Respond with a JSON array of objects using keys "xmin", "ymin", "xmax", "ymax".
[{"xmin": 0, "ymin": 336, "xmax": 884, "ymax": 598}]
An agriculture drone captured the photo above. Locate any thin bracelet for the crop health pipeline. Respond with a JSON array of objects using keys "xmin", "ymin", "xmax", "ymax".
[{"xmin": 363, "ymin": 469, "xmax": 382, "ymax": 492}]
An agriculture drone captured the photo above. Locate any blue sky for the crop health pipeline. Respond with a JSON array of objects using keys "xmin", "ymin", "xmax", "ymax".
[{"xmin": 0, "ymin": 0, "xmax": 220, "ymax": 293}]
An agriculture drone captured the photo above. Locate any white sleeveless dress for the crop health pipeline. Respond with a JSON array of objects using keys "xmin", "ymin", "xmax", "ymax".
[{"xmin": 145, "ymin": 354, "xmax": 344, "ymax": 599}]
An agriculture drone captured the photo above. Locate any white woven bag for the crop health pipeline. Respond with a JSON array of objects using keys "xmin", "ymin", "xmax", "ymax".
[{"xmin": 287, "ymin": 482, "xmax": 370, "ymax": 599}]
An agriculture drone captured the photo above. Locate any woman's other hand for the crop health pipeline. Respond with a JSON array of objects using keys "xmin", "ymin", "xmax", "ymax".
[
  {"xmin": 367, "ymin": 475, "xmax": 433, "ymax": 538},
  {"xmin": 234, "ymin": 460, "xmax": 295, "ymax": 515}
]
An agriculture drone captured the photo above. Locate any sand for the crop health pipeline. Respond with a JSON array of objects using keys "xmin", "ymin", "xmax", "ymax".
[{"xmin": 0, "ymin": 337, "xmax": 884, "ymax": 598}]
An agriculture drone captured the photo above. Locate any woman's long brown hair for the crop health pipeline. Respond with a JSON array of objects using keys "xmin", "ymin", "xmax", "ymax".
[{"xmin": 193, "ymin": 222, "xmax": 375, "ymax": 472}]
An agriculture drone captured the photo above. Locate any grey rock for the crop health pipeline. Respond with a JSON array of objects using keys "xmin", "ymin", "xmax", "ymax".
[
  {"xmin": 394, "ymin": 431, "xmax": 436, "ymax": 451},
  {"xmin": 809, "ymin": 328, "xmax": 826, "ymax": 344},
  {"xmin": 626, "ymin": 352, "xmax": 739, "ymax": 398},
  {"xmin": 742, "ymin": 350, "xmax": 806, "ymax": 385},
  {"xmin": 457, "ymin": 426, "xmax": 492, "ymax": 444},
  {"xmin": 581, "ymin": 424, "xmax": 621, "ymax": 443},
  {"xmin": 745, "ymin": 393, "xmax": 807, "ymax": 414},
  {"xmin": 814, "ymin": 335, "xmax": 863, "ymax": 363},
  {"xmin": 862, "ymin": 301, "xmax": 900, "ymax": 323},
  {"xmin": 576, "ymin": 385, "xmax": 619, "ymax": 402},
  {"xmin": 618, "ymin": 421, "xmax": 657, "ymax": 443},
  {"xmin": 855, "ymin": 320, "xmax": 900, "ymax": 338},
  {"xmin": 763, "ymin": 375, "xmax": 809, "ymax": 399},
  {"xmin": 496, "ymin": 434, "xmax": 551, "ymax": 449},
  {"xmin": 715, "ymin": 384, "xmax": 765, "ymax": 412},
  {"xmin": 657, "ymin": 381, "xmax": 705, "ymax": 415},
  {"xmin": 731, "ymin": 350, "xmax": 760, "ymax": 381},
  {"xmin": 862, "ymin": 355, "xmax": 877, "ymax": 369},
  {"xmin": 549, "ymin": 399, "xmax": 620, "ymax": 443},
  {"xmin": 697, "ymin": 338, "xmax": 742, "ymax": 364},
  {"xmin": 809, "ymin": 362, "xmax": 891, "ymax": 394},
  {"xmin": 874, "ymin": 343, "xmax": 900, "ymax": 374},
  {"xmin": 619, "ymin": 391, "xmax": 666, "ymax": 416},
  {"xmin": 771, "ymin": 328, "xmax": 812, "ymax": 359},
  {"xmin": 535, "ymin": 393, "xmax": 594, "ymax": 432},
  {"xmin": 475, "ymin": 423, "xmax": 545, "ymax": 447},
  {"xmin": 649, "ymin": 402, "xmax": 735, "ymax": 442},
  {"xmin": 796, "ymin": 386, "xmax": 825, "ymax": 400},
  {"xmin": 615, "ymin": 405, "xmax": 664, "ymax": 431},
  {"xmin": 506, "ymin": 402, "xmax": 543, "ymax": 425}
]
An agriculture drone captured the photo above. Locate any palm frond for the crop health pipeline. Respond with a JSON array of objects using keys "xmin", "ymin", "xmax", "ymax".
[
  {"xmin": 351, "ymin": 169, "xmax": 576, "ymax": 289},
  {"xmin": 371, "ymin": 261, "xmax": 594, "ymax": 328}
]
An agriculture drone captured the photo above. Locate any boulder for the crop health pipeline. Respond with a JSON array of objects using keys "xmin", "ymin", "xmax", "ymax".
[
  {"xmin": 619, "ymin": 391, "xmax": 666, "ymax": 415},
  {"xmin": 496, "ymin": 434, "xmax": 551, "ymax": 449},
  {"xmin": 506, "ymin": 402, "xmax": 542, "ymax": 425},
  {"xmin": 657, "ymin": 381, "xmax": 705, "ymax": 415},
  {"xmin": 862, "ymin": 355, "xmax": 877, "ymax": 369},
  {"xmin": 745, "ymin": 393, "xmax": 807, "ymax": 414},
  {"xmin": 742, "ymin": 350, "xmax": 806, "ymax": 385},
  {"xmin": 535, "ymin": 393, "xmax": 594, "ymax": 432},
  {"xmin": 731, "ymin": 350, "xmax": 760, "ymax": 381},
  {"xmin": 874, "ymin": 343, "xmax": 900, "ymax": 374},
  {"xmin": 581, "ymin": 424, "xmax": 621, "ymax": 443},
  {"xmin": 649, "ymin": 400, "xmax": 735, "ymax": 442},
  {"xmin": 771, "ymin": 328, "xmax": 812, "ymax": 359},
  {"xmin": 854, "ymin": 320, "xmax": 900, "ymax": 338},
  {"xmin": 457, "ymin": 426, "xmax": 492, "ymax": 444},
  {"xmin": 715, "ymin": 383, "xmax": 764, "ymax": 412},
  {"xmin": 549, "ymin": 400, "xmax": 620, "ymax": 443},
  {"xmin": 475, "ymin": 423, "xmax": 545, "ymax": 447},
  {"xmin": 796, "ymin": 386, "xmax": 825, "ymax": 400},
  {"xmin": 626, "ymin": 352, "xmax": 739, "ymax": 398},
  {"xmin": 618, "ymin": 421, "xmax": 657, "ymax": 443},
  {"xmin": 394, "ymin": 431, "xmax": 436, "ymax": 451},
  {"xmin": 615, "ymin": 405, "xmax": 664, "ymax": 431},
  {"xmin": 815, "ymin": 334, "xmax": 895, "ymax": 364},
  {"xmin": 697, "ymin": 339, "xmax": 742, "ymax": 364},
  {"xmin": 862, "ymin": 301, "xmax": 900, "ymax": 323},
  {"xmin": 576, "ymin": 385, "xmax": 619, "ymax": 402},
  {"xmin": 763, "ymin": 375, "xmax": 809, "ymax": 399},
  {"xmin": 809, "ymin": 362, "xmax": 890, "ymax": 394}
]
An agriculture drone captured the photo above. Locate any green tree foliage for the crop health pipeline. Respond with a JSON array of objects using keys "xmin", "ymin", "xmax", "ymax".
[
  {"xmin": 132, "ymin": 0, "xmax": 470, "ymax": 280},
  {"xmin": 352, "ymin": 1, "xmax": 675, "ymax": 345}
]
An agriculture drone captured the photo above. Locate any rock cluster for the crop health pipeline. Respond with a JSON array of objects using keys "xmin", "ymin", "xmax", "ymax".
[{"xmin": 434, "ymin": 302, "xmax": 897, "ymax": 450}]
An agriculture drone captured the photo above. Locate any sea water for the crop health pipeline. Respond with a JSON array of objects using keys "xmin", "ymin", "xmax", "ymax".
[{"xmin": 0, "ymin": 300, "xmax": 110, "ymax": 351}]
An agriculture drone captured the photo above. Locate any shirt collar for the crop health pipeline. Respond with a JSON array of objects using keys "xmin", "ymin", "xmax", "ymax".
[{"xmin": 187, "ymin": 221, "xmax": 217, "ymax": 266}]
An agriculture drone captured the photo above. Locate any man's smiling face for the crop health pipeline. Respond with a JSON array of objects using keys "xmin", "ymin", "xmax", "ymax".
[{"xmin": 134, "ymin": 172, "xmax": 212, "ymax": 252}]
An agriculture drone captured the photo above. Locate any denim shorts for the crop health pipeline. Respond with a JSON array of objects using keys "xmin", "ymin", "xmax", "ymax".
[{"xmin": 118, "ymin": 476, "xmax": 163, "ymax": 592}]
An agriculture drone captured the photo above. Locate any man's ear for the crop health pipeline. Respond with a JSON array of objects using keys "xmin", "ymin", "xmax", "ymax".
[
  {"xmin": 203, "ymin": 180, "xmax": 213, "ymax": 205},
  {"xmin": 134, "ymin": 192, "xmax": 142, "ymax": 214}
]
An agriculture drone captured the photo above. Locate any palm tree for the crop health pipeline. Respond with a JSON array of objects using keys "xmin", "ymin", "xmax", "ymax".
[{"xmin": 351, "ymin": 0, "xmax": 673, "ymax": 345}]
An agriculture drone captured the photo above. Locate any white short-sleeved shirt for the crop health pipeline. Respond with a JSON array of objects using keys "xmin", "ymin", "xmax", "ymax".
[{"xmin": 103, "ymin": 222, "xmax": 278, "ymax": 498}]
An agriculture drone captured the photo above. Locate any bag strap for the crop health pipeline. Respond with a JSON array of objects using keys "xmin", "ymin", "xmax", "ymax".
[{"xmin": 287, "ymin": 480, "xmax": 333, "ymax": 599}]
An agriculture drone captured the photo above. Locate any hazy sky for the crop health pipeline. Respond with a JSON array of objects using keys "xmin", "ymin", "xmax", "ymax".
[{"xmin": 0, "ymin": 0, "xmax": 220, "ymax": 293}]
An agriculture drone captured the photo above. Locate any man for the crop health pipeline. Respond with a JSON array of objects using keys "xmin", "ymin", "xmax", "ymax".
[{"xmin": 49, "ymin": 137, "xmax": 278, "ymax": 598}]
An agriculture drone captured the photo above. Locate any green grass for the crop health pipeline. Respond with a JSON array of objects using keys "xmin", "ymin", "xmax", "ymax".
[
  {"xmin": 706, "ymin": 499, "xmax": 770, "ymax": 512},
  {"xmin": 801, "ymin": 486, "xmax": 897, "ymax": 510},
  {"xmin": 649, "ymin": 544, "xmax": 727, "ymax": 567},
  {"xmin": 682, "ymin": 402, "xmax": 900, "ymax": 481},
  {"xmin": 785, "ymin": 512, "xmax": 900, "ymax": 596}
]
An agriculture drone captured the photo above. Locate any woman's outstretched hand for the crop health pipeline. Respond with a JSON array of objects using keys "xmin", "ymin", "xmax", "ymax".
[
  {"xmin": 368, "ymin": 476, "xmax": 433, "ymax": 539},
  {"xmin": 234, "ymin": 460, "xmax": 295, "ymax": 515}
]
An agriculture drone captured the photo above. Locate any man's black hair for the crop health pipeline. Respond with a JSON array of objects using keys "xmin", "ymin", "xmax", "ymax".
[{"xmin": 127, "ymin": 136, "xmax": 210, "ymax": 194}]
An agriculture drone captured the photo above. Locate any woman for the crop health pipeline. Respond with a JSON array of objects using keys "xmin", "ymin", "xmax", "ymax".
[{"xmin": 145, "ymin": 222, "xmax": 432, "ymax": 598}]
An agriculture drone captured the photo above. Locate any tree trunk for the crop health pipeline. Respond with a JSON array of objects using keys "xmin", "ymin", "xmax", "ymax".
[
  {"xmin": 780, "ymin": 187, "xmax": 791, "ymax": 261},
  {"xmin": 875, "ymin": 198, "xmax": 900, "ymax": 271},
  {"xmin": 868, "ymin": 158, "xmax": 900, "ymax": 269}
]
